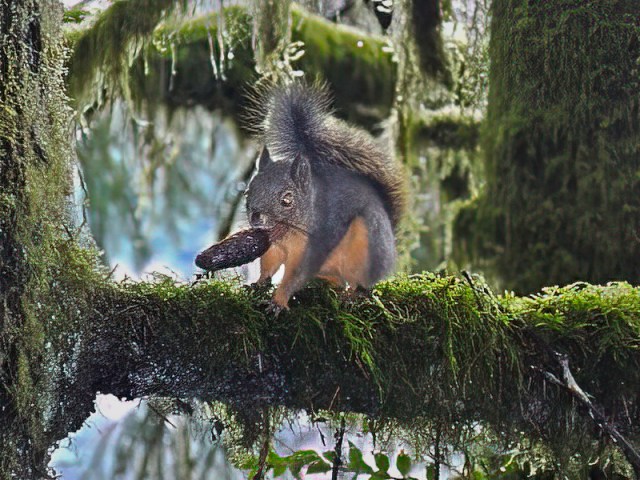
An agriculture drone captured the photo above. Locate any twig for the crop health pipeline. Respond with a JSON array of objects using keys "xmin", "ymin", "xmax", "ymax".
[
  {"xmin": 217, "ymin": 158, "xmax": 257, "ymax": 240},
  {"xmin": 252, "ymin": 410, "xmax": 271, "ymax": 480},
  {"xmin": 332, "ymin": 416, "xmax": 346, "ymax": 480},
  {"xmin": 317, "ymin": 422, "xmax": 326, "ymax": 447},
  {"xmin": 433, "ymin": 426, "xmax": 441, "ymax": 480},
  {"xmin": 147, "ymin": 403, "xmax": 177, "ymax": 429},
  {"xmin": 536, "ymin": 353, "xmax": 640, "ymax": 478},
  {"xmin": 328, "ymin": 386, "xmax": 340, "ymax": 412}
]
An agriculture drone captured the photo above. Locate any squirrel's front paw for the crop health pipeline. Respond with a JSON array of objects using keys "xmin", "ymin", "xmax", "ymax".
[{"xmin": 265, "ymin": 299, "xmax": 289, "ymax": 317}]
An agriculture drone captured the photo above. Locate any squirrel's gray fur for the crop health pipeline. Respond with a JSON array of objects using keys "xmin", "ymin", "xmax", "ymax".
[
  {"xmin": 249, "ymin": 81, "xmax": 406, "ymax": 229},
  {"xmin": 244, "ymin": 81, "xmax": 406, "ymax": 305}
]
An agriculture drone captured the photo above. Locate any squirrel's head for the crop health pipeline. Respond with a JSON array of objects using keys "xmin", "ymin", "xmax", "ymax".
[{"xmin": 245, "ymin": 147, "xmax": 314, "ymax": 234}]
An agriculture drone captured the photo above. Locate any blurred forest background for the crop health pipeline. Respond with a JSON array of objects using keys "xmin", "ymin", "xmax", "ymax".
[
  {"xmin": 64, "ymin": 0, "xmax": 490, "ymax": 283},
  {"xmin": 1, "ymin": 0, "xmax": 638, "ymax": 478}
]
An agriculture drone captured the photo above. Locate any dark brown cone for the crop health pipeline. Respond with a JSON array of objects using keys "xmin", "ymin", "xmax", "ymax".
[
  {"xmin": 195, "ymin": 228, "xmax": 271, "ymax": 272},
  {"xmin": 194, "ymin": 223, "xmax": 291, "ymax": 272}
]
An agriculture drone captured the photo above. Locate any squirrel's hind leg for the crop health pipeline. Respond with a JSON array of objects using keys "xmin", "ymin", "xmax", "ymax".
[
  {"xmin": 318, "ymin": 216, "xmax": 370, "ymax": 288},
  {"xmin": 316, "ymin": 274, "xmax": 347, "ymax": 288}
]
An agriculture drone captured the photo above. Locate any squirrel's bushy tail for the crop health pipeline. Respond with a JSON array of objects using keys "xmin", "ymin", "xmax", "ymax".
[{"xmin": 251, "ymin": 81, "xmax": 406, "ymax": 229}]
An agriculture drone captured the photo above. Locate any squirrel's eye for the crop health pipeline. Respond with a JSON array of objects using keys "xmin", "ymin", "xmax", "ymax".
[{"xmin": 281, "ymin": 192, "xmax": 293, "ymax": 207}]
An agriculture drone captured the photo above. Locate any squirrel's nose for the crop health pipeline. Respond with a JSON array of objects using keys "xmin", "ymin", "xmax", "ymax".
[{"xmin": 250, "ymin": 211, "xmax": 265, "ymax": 227}]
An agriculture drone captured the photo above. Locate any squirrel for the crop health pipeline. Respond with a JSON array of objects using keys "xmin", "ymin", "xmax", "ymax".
[{"xmin": 244, "ymin": 81, "xmax": 406, "ymax": 311}]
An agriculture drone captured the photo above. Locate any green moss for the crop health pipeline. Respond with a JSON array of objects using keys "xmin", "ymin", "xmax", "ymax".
[
  {"xmin": 405, "ymin": 110, "xmax": 483, "ymax": 272},
  {"xmin": 251, "ymin": 0, "xmax": 292, "ymax": 76},
  {"xmin": 410, "ymin": 0, "xmax": 451, "ymax": 86},
  {"xmin": 128, "ymin": 7, "xmax": 256, "ymax": 119},
  {"xmin": 415, "ymin": 113, "xmax": 481, "ymax": 151},
  {"xmin": 70, "ymin": 272, "xmax": 640, "ymax": 469},
  {"xmin": 5, "ymin": 1, "xmax": 640, "ymax": 476},
  {"xmin": 0, "ymin": 1, "xmax": 107, "ymax": 476},
  {"xmin": 460, "ymin": 0, "xmax": 640, "ymax": 293}
]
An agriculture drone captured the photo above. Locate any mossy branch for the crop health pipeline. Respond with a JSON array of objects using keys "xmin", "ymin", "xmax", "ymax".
[
  {"xmin": 4, "ymin": 2, "xmax": 639, "ymax": 476},
  {"xmin": 52, "ymin": 268, "xmax": 640, "ymax": 471},
  {"xmin": 66, "ymin": 0, "xmax": 189, "ymax": 110},
  {"xmin": 65, "ymin": 3, "xmax": 396, "ymax": 126}
]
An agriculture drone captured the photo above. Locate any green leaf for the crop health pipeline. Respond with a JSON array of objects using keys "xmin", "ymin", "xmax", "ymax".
[
  {"xmin": 396, "ymin": 452, "xmax": 411, "ymax": 477},
  {"xmin": 63, "ymin": 8, "xmax": 89, "ymax": 24},
  {"xmin": 282, "ymin": 450, "xmax": 322, "ymax": 479},
  {"xmin": 347, "ymin": 441, "xmax": 362, "ymax": 467},
  {"xmin": 268, "ymin": 450, "xmax": 286, "ymax": 466},
  {"xmin": 371, "ymin": 472, "xmax": 392, "ymax": 479},
  {"xmin": 374, "ymin": 453, "xmax": 390, "ymax": 473},
  {"xmin": 272, "ymin": 464, "xmax": 287, "ymax": 477},
  {"xmin": 306, "ymin": 460, "xmax": 333, "ymax": 474},
  {"xmin": 288, "ymin": 450, "xmax": 321, "ymax": 465},
  {"xmin": 323, "ymin": 450, "xmax": 337, "ymax": 463},
  {"xmin": 289, "ymin": 461, "xmax": 304, "ymax": 478},
  {"xmin": 347, "ymin": 441, "xmax": 373, "ymax": 474}
]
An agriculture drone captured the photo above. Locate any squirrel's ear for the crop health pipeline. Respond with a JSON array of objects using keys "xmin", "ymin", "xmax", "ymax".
[
  {"xmin": 291, "ymin": 154, "xmax": 311, "ymax": 187},
  {"xmin": 257, "ymin": 147, "xmax": 272, "ymax": 170}
]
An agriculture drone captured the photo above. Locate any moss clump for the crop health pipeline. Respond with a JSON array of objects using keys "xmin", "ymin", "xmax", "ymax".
[
  {"xmin": 460, "ymin": 0, "xmax": 640, "ymax": 293},
  {"xmin": 406, "ymin": 110, "xmax": 483, "ymax": 272},
  {"xmin": 128, "ymin": 7, "xmax": 256, "ymax": 120},
  {"xmin": 0, "ymin": 0, "xmax": 104, "ymax": 477},
  {"xmin": 415, "ymin": 113, "xmax": 481, "ymax": 151},
  {"xmin": 251, "ymin": 0, "xmax": 292, "ymax": 76},
  {"xmin": 410, "ymin": 0, "xmax": 451, "ymax": 87},
  {"xmin": 290, "ymin": 4, "xmax": 396, "ymax": 127}
]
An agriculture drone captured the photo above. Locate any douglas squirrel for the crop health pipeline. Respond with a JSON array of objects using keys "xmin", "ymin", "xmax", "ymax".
[{"xmin": 244, "ymin": 81, "xmax": 407, "ymax": 310}]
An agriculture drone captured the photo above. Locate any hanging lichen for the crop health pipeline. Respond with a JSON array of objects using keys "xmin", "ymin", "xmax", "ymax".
[
  {"xmin": 65, "ymin": 3, "xmax": 396, "ymax": 128},
  {"xmin": 409, "ymin": 109, "xmax": 483, "ymax": 271},
  {"xmin": 65, "ymin": 0, "xmax": 191, "ymax": 112},
  {"xmin": 250, "ymin": 0, "xmax": 292, "ymax": 78},
  {"xmin": 410, "ymin": 0, "xmax": 451, "ymax": 86}
]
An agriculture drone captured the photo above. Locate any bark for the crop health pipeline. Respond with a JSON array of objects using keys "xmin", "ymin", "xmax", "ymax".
[
  {"xmin": 0, "ymin": 1, "xmax": 74, "ymax": 477},
  {"xmin": 46, "ymin": 277, "xmax": 640, "ymax": 478}
]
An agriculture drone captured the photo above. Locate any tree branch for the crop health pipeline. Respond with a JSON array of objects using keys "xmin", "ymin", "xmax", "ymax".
[
  {"xmin": 42, "ymin": 274, "xmax": 639, "ymax": 475},
  {"xmin": 65, "ymin": 4, "xmax": 396, "ymax": 128},
  {"xmin": 332, "ymin": 416, "xmax": 346, "ymax": 480}
]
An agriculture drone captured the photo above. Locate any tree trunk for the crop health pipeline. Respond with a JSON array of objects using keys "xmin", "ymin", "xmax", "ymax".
[
  {"xmin": 0, "ymin": 1, "xmax": 78, "ymax": 477},
  {"xmin": 458, "ymin": 0, "xmax": 640, "ymax": 293}
]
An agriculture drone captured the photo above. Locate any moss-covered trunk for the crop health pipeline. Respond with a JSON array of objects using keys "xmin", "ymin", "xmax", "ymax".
[
  {"xmin": 464, "ymin": 0, "xmax": 640, "ymax": 293},
  {"xmin": 0, "ymin": 1, "xmax": 77, "ymax": 477}
]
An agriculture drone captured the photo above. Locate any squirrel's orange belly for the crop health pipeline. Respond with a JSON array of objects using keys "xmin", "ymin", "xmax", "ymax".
[{"xmin": 317, "ymin": 217, "xmax": 369, "ymax": 287}]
